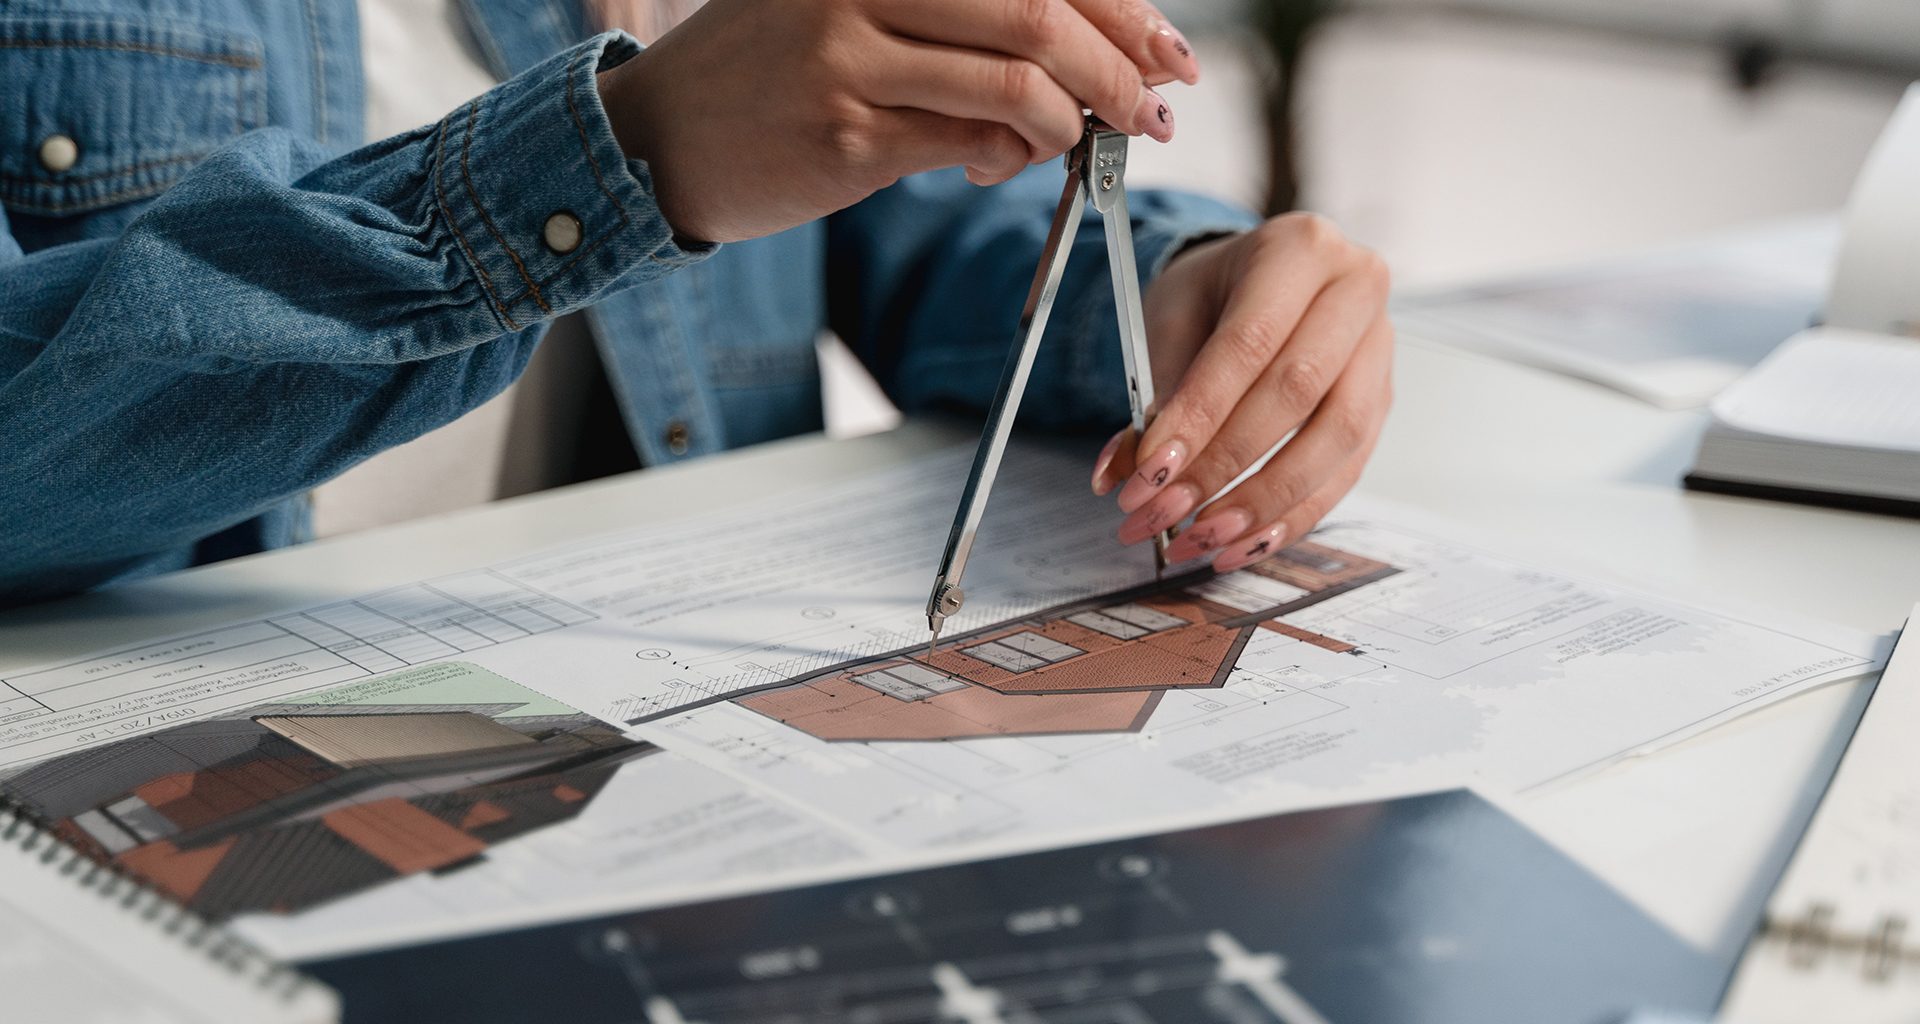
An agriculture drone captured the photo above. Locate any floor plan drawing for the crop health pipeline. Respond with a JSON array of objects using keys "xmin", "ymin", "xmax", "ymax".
[
  {"xmin": 0, "ymin": 572, "xmax": 597, "ymax": 770},
  {"xmin": 733, "ymin": 541, "xmax": 1397, "ymax": 742},
  {"xmin": 638, "ymin": 514, "xmax": 1876, "ymax": 854}
]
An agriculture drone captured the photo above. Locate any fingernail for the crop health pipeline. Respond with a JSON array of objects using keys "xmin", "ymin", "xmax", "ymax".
[
  {"xmin": 964, "ymin": 166, "xmax": 988, "ymax": 187},
  {"xmin": 1118, "ymin": 483, "xmax": 1198, "ymax": 545},
  {"xmin": 1150, "ymin": 21, "xmax": 1200, "ymax": 85},
  {"xmin": 1116, "ymin": 439, "xmax": 1187, "ymax": 512},
  {"xmin": 1213, "ymin": 522, "xmax": 1288, "ymax": 574},
  {"xmin": 1164, "ymin": 507, "xmax": 1252, "ymax": 562},
  {"xmin": 1091, "ymin": 428, "xmax": 1130, "ymax": 495},
  {"xmin": 1135, "ymin": 88, "xmax": 1175, "ymax": 144}
]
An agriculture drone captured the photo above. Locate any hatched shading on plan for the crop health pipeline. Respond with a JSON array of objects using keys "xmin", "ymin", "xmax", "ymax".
[
  {"xmin": 735, "ymin": 541, "xmax": 1396, "ymax": 742},
  {"xmin": 0, "ymin": 662, "xmax": 656, "ymax": 920}
]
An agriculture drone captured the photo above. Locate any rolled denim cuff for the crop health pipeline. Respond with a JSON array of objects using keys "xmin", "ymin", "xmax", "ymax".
[
  {"xmin": 430, "ymin": 30, "xmax": 712, "ymax": 332},
  {"xmin": 1134, "ymin": 216, "xmax": 1256, "ymax": 288}
]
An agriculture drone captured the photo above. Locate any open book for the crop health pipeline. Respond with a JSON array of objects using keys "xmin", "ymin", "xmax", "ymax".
[
  {"xmin": 1685, "ymin": 84, "xmax": 1920, "ymax": 517},
  {"xmin": 1685, "ymin": 326, "xmax": 1920, "ymax": 516}
]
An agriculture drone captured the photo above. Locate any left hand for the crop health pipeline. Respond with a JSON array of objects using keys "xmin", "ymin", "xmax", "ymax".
[{"xmin": 1092, "ymin": 214, "xmax": 1394, "ymax": 572}]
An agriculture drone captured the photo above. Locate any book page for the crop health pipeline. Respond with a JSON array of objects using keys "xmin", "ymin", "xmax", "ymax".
[{"xmin": 1710, "ymin": 327, "xmax": 1920, "ymax": 450}]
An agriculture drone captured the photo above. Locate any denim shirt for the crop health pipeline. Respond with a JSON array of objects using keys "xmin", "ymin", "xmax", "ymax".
[{"xmin": 0, "ymin": 0, "xmax": 1255, "ymax": 608}]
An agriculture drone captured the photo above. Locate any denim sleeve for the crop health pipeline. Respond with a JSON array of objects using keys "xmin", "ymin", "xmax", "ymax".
[
  {"xmin": 826, "ymin": 164, "xmax": 1257, "ymax": 431},
  {"xmin": 0, "ymin": 31, "xmax": 709, "ymax": 605}
]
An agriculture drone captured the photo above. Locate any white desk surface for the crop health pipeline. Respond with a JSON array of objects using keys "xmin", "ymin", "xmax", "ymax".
[{"xmin": 3, "ymin": 335, "xmax": 1916, "ymax": 963}]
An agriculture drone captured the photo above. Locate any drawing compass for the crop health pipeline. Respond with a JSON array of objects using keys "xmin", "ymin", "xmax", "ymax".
[{"xmin": 926, "ymin": 116, "xmax": 1166, "ymax": 656}]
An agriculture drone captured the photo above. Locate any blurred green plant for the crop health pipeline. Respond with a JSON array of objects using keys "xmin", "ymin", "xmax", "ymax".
[{"xmin": 1250, "ymin": 0, "xmax": 1340, "ymax": 214}]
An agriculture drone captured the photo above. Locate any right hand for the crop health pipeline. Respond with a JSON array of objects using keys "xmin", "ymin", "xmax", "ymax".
[{"xmin": 597, "ymin": 0, "xmax": 1201, "ymax": 244}]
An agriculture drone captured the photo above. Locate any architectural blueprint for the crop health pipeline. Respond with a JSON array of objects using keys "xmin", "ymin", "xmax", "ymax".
[
  {"xmin": 630, "ymin": 513, "xmax": 1876, "ymax": 856},
  {"xmin": 730, "ymin": 541, "xmax": 1394, "ymax": 744},
  {"xmin": 0, "ymin": 443, "xmax": 1882, "ymax": 959}
]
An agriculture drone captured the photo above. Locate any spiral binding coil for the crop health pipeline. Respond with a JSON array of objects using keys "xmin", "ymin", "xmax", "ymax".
[
  {"xmin": 0, "ymin": 799, "xmax": 321, "ymax": 1002},
  {"xmin": 1763, "ymin": 903, "xmax": 1920, "ymax": 983}
]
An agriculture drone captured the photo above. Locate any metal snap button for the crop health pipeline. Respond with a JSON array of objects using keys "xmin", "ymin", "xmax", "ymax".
[
  {"xmin": 542, "ymin": 211, "xmax": 583, "ymax": 254},
  {"xmin": 38, "ymin": 134, "xmax": 79, "ymax": 174},
  {"xmin": 663, "ymin": 420, "xmax": 691, "ymax": 456}
]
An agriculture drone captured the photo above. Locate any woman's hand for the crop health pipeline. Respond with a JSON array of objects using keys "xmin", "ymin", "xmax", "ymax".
[
  {"xmin": 597, "ymin": 0, "xmax": 1201, "ymax": 243},
  {"xmin": 1094, "ymin": 215, "xmax": 1394, "ymax": 572}
]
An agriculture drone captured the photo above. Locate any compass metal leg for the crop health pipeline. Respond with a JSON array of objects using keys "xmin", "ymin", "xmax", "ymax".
[
  {"xmin": 924, "ymin": 118, "xmax": 1173, "ymax": 654},
  {"xmin": 1087, "ymin": 128, "xmax": 1170, "ymax": 574},
  {"xmin": 924, "ymin": 158, "xmax": 1090, "ymax": 646}
]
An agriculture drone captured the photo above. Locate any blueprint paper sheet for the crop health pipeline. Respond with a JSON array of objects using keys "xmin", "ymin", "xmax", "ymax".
[
  {"xmin": 1393, "ymin": 217, "xmax": 1837, "ymax": 408},
  {"xmin": 0, "ymin": 442, "xmax": 1879, "ymax": 960}
]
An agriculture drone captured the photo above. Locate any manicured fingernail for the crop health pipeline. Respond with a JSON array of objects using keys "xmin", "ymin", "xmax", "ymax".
[
  {"xmin": 1116, "ymin": 439, "xmax": 1186, "ymax": 512},
  {"xmin": 1091, "ymin": 428, "xmax": 1130, "ymax": 495},
  {"xmin": 1164, "ymin": 507, "xmax": 1252, "ymax": 562},
  {"xmin": 1150, "ymin": 21, "xmax": 1200, "ymax": 85},
  {"xmin": 1135, "ymin": 88, "xmax": 1175, "ymax": 143},
  {"xmin": 1213, "ymin": 522, "xmax": 1288, "ymax": 574},
  {"xmin": 1118, "ymin": 483, "xmax": 1198, "ymax": 545}
]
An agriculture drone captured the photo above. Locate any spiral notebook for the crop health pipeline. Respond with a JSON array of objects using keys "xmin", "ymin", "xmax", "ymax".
[
  {"xmin": 0, "ymin": 807, "xmax": 339, "ymax": 1024},
  {"xmin": 1720, "ymin": 604, "xmax": 1920, "ymax": 1021}
]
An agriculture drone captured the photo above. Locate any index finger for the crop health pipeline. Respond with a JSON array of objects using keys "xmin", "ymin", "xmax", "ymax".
[
  {"xmin": 1117, "ymin": 221, "xmax": 1349, "ymax": 513},
  {"xmin": 1066, "ymin": 0, "xmax": 1201, "ymax": 86},
  {"xmin": 872, "ymin": 0, "xmax": 1175, "ymax": 141}
]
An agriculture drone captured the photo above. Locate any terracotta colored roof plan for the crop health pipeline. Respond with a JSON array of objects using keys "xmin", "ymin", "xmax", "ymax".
[
  {"xmin": 734, "ymin": 541, "xmax": 1397, "ymax": 742},
  {"xmin": 3, "ymin": 668, "xmax": 657, "ymax": 920}
]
